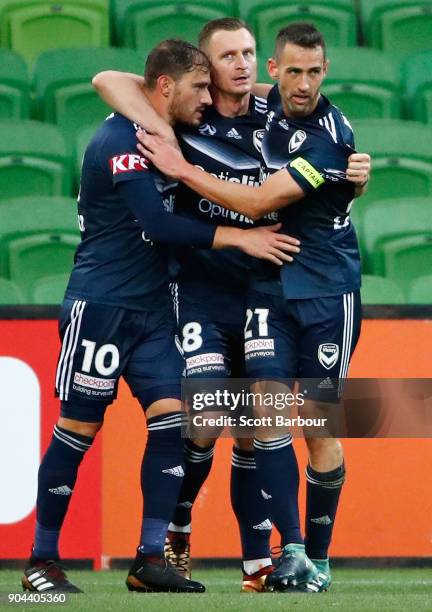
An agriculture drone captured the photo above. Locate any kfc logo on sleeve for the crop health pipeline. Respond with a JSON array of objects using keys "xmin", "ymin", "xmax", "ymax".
[{"xmin": 110, "ymin": 153, "xmax": 148, "ymax": 175}]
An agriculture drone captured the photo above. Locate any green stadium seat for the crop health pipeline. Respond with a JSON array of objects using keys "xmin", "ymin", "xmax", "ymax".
[
  {"xmin": 380, "ymin": 235, "xmax": 432, "ymax": 294},
  {"xmin": 111, "ymin": 0, "xmax": 235, "ymax": 45},
  {"xmin": 356, "ymin": 197, "xmax": 432, "ymax": 274},
  {"xmin": 323, "ymin": 47, "xmax": 401, "ymax": 119},
  {"xmin": 0, "ymin": 49, "xmax": 30, "ymax": 119},
  {"xmin": 0, "ymin": 121, "xmax": 72, "ymax": 200},
  {"xmin": 361, "ymin": 0, "xmax": 432, "ymax": 56},
  {"xmin": 8, "ymin": 233, "xmax": 78, "ymax": 301},
  {"xmin": 33, "ymin": 48, "xmax": 144, "ymax": 136},
  {"xmin": 407, "ymin": 275, "xmax": 432, "ymax": 304},
  {"xmin": 0, "ymin": 196, "xmax": 78, "ymax": 278},
  {"xmin": 402, "ymin": 51, "xmax": 432, "ymax": 123},
  {"xmin": 361, "ymin": 274, "xmax": 405, "ymax": 305},
  {"xmin": 0, "ymin": 0, "xmax": 109, "ymax": 65},
  {"xmin": 257, "ymin": 55, "xmax": 273, "ymax": 83},
  {"xmin": 237, "ymin": 0, "xmax": 358, "ymax": 56},
  {"xmin": 117, "ymin": 2, "xmax": 229, "ymax": 54},
  {"xmin": 352, "ymin": 120, "xmax": 432, "ymax": 204},
  {"xmin": 0, "ymin": 278, "xmax": 25, "ymax": 305},
  {"xmin": 31, "ymin": 273, "xmax": 70, "ymax": 304}
]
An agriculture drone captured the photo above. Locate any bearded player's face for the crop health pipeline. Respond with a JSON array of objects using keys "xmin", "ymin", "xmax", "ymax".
[{"xmin": 170, "ymin": 68, "xmax": 212, "ymax": 126}]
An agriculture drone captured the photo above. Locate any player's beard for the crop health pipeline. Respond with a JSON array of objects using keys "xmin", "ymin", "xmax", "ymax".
[
  {"xmin": 287, "ymin": 90, "xmax": 321, "ymax": 117},
  {"xmin": 170, "ymin": 96, "xmax": 202, "ymax": 127}
]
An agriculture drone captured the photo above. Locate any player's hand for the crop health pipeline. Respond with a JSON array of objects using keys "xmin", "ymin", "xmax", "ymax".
[
  {"xmin": 154, "ymin": 124, "xmax": 180, "ymax": 149},
  {"xmin": 137, "ymin": 130, "xmax": 184, "ymax": 176},
  {"xmin": 346, "ymin": 152, "xmax": 371, "ymax": 185},
  {"xmin": 240, "ymin": 223, "xmax": 300, "ymax": 265}
]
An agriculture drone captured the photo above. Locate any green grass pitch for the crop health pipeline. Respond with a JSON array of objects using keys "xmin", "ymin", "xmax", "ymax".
[{"xmin": 1, "ymin": 568, "xmax": 431, "ymax": 611}]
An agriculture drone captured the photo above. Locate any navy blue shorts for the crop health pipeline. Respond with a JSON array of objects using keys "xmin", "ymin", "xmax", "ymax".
[
  {"xmin": 56, "ymin": 299, "xmax": 183, "ymax": 421},
  {"xmin": 177, "ymin": 293, "xmax": 245, "ymax": 379},
  {"xmin": 244, "ymin": 290, "xmax": 362, "ymax": 402}
]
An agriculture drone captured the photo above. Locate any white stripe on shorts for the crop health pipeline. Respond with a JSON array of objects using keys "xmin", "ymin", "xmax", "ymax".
[
  {"xmin": 57, "ymin": 300, "xmax": 86, "ymax": 401},
  {"xmin": 338, "ymin": 292, "xmax": 354, "ymax": 396},
  {"xmin": 55, "ymin": 300, "xmax": 79, "ymax": 392},
  {"xmin": 169, "ymin": 282, "xmax": 179, "ymax": 323},
  {"xmin": 64, "ymin": 301, "xmax": 86, "ymax": 401}
]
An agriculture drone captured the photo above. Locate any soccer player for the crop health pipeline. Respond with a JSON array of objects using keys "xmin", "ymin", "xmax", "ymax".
[
  {"xmin": 21, "ymin": 39, "xmax": 300, "ymax": 595},
  {"xmin": 135, "ymin": 23, "xmax": 369, "ymax": 593}
]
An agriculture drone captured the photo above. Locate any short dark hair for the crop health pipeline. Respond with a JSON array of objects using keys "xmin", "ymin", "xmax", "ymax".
[
  {"xmin": 199, "ymin": 17, "xmax": 254, "ymax": 52},
  {"xmin": 274, "ymin": 22, "xmax": 326, "ymax": 60},
  {"xmin": 145, "ymin": 39, "xmax": 210, "ymax": 89}
]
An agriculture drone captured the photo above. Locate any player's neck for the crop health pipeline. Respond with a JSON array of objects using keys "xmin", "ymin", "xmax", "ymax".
[
  {"xmin": 142, "ymin": 87, "xmax": 174, "ymax": 125},
  {"xmin": 211, "ymin": 88, "xmax": 250, "ymax": 118}
]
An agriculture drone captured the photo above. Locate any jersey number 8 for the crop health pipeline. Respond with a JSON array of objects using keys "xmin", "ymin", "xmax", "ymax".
[{"xmin": 182, "ymin": 322, "xmax": 203, "ymax": 353}]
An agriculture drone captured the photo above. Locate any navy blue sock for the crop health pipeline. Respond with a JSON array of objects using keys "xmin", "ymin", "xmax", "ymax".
[
  {"xmin": 305, "ymin": 462, "xmax": 345, "ymax": 560},
  {"xmin": 170, "ymin": 439, "xmax": 215, "ymax": 529},
  {"xmin": 34, "ymin": 425, "xmax": 93, "ymax": 560},
  {"xmin": 253, "ymin": 436, "xmax": 303, "ymax": 546},
  {"xmin": 230, "ymin": 447, "xmax": 271, "ymax": 562},
  {"xmin": 140, "ymin": 412, "xmax": 185, "ymax": 555}
]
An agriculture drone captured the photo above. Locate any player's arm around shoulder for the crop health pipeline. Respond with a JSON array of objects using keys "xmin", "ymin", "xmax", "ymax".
[
  {"xmin": 136, "ymin": 131, "xmax": 305, "ymax": 220},
  {"xmin": 92, "ymin": 70, "xmax": 177, "ymax": 145},
  {"xmin": 251, "ymin": 169, "xmax": 305, "ymax": 219},
  {"xmin": 188, "ymin": 165, "xmax": 306, "ymax": 221},
  {"xmin": 251, "ymin": 83, "xmax": 273, "ymax": 98}
]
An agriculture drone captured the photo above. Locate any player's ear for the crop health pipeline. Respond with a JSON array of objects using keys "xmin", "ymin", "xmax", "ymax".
[
  {"xmin": 267, "ymin": 57, "xmax": 278, "ymax": 80},
  {"xmin": 323, "ymin": 59, "xmax": 329, "ymax": 79},
  {"xmin": 157, "ymin": 74, "xmax": 175, "ymax": 98}
]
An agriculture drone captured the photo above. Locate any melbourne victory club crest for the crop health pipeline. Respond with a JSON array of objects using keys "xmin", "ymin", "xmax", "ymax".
[
  {"xmin": 253, "ymin": 129, "xmax": 265, "ymax": 152},
  {"xmin": 318, "ymin": 343, "xmax": 339, "ymax": 370},
  {"xmin": 198, "ymin": 123, "xmax": 216, "ymax": 136},
  {"xmin": 289, "ymin": 129, "xmax": 307, "ymax": 153}
]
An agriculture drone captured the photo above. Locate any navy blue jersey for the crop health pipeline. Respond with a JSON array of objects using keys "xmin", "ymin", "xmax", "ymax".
[
  {"xmin": 254, "ymin": 87, "xmax": 361, "ymax": 300},
  {"xmin": 174, "ymin": 95, "xmax": 278, "ymax": 308},
  {"xmin": 66, "ymin": 113, "xmax": 176, "ymax": 311}
]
